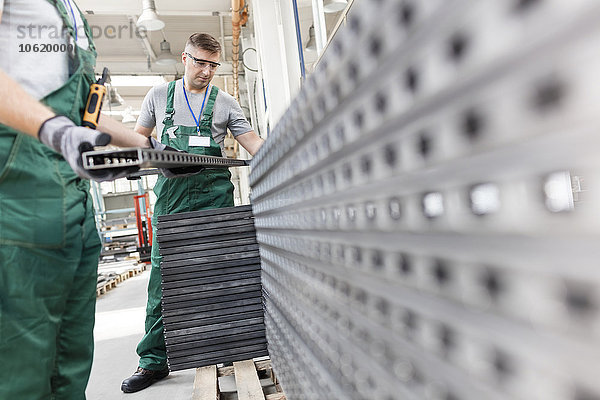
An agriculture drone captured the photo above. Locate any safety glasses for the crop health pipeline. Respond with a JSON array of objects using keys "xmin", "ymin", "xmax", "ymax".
[{"xmin": 185, "ymin": 53, "xmax": 220, "ymax": 71}]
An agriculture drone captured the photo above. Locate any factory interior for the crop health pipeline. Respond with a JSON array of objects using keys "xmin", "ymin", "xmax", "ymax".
[{"xmin": 1, "ymin": 0, "xmax": 600, "ymax": 399}]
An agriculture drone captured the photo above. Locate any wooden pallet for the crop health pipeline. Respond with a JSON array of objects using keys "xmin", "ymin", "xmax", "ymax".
[
  {"xmin": 192, "ymin": 358, "xmax": 286, "ymax": 400},
  {"xmin": 96, "ymin": 278, "xmax": 118, "ymax": 296},
  {"xmin": 96, "ymin": 264, "xmax": 148, "ymax": 297},
  {"xmin": 102, "ymin": 224, "xmax": 133, "ymax": 231}
]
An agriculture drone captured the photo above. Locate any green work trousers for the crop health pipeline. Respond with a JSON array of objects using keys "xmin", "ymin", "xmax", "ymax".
[
  {"xmin": 0, "ymin": 180, "xmax": 100, "ymax": 399},
  {"xmin": 136, "ymin": 81, "xmax": 234, "ymax": 370}
]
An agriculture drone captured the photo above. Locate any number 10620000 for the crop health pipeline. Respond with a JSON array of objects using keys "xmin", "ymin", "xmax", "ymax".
[{"xmin": 18, "ymin": 43, "xmax": 74, "ymax": 53}]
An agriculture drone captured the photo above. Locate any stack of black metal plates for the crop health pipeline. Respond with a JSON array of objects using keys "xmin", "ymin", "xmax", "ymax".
[{"xmin": 157, "ymin": 205, "xmax": 268, "ymax": 371}]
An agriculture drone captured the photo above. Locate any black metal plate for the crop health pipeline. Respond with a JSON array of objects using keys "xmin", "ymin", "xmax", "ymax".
[{"xmin": 159, "ymin": 206, "xmax": 267, "ymax": 372}]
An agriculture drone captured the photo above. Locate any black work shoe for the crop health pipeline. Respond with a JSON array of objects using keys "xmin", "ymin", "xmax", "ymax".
[{"xmin": 121, "ymin": 366, "xmax": 170, "ymax": 393}]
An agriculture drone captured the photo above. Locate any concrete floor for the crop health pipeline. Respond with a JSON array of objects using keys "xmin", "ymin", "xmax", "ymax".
[{"xmin": 86, "ymin": 269, "xmax": 196, "ymax": 400}]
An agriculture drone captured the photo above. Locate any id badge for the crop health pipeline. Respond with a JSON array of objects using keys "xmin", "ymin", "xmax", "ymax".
[{"xmin": 189, "ymin": 136, "xmax": 211, "ymax": 147}]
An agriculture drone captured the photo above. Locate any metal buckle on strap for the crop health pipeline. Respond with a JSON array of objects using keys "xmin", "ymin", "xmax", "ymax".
[{"xmin": 163, "ymin": 110, "xmax": 175, "ymax": 125}]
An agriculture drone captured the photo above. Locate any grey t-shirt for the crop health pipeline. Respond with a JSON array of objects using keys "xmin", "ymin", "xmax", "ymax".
[
  {"xmin": 0, "ymin": 0, "xmax": 89, "ymax": 100},
  {"xmin": 138, "ymin": 79, "xmax": 252, "ymax": 156}
]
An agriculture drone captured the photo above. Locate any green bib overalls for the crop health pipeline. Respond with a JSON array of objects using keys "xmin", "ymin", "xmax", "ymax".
[
  {"xmin": 0, "ymin": 2, "xmax": 101, "ymax": 399},
  {"xmin": 136, "ymin": 80, "xmax": 234, "ymax": 370}
]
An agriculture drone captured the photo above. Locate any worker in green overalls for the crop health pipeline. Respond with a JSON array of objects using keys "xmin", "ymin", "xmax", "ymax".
[
  {"xmin": 0, "ymin": 0, "xmax": 149, "ymax": 398},
  {"xmin": 122, "ymin": 33, "xmax": 264, "ymax": 393}
]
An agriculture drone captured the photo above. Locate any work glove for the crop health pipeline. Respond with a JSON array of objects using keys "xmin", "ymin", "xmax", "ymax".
[
  {"xmin": 38, "ymin": 115, "xmax": 139, "ymax": 181},
  {"xmin": 148, "ymin": 137, "xmax": 205, "ymax": 178}
]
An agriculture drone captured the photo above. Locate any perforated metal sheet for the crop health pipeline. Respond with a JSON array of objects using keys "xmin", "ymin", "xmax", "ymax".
[
  {"xmin": 250, "ymin": 1, "xmax": 600, "ymax": 399},
  {"xmin": 82, "ymin": 148, "xmax": 249, "ymax": 170}
]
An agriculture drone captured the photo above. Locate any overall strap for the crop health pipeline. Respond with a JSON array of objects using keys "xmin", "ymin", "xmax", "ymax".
[
  {"xmin": 47, "ymin": 0, "xmax": 77, "ymax": 41},
  {"xmin": 163, "ymin": 80, "xmax": 177, "ymax": 126},
  {"xmin": 46, "ymin": 0, "xmax": 96, "ymax": 53},
  {"xmin": 78, "ymin": 6, "xmax": 97, "ymax": 53},
  {"xmin": 201, "ymin": 85, "xmax": 219, "ymax": 121}
]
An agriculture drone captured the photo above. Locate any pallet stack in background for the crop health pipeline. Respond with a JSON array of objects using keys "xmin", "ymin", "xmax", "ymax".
[
  {"xmin": 157, "ymin": 205, "xmax": 268, "ymax": 371},
  {"xmin": 249, "ymin": 0, "xmax": 600, "ymax": 399}
]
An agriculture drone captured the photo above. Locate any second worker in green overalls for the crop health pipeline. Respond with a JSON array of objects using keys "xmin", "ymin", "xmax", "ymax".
[{"xmin": 121, "ymin": 32, "xmax": 264, "ymax": 393}]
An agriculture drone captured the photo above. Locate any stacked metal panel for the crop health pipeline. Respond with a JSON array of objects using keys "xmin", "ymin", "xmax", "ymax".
[
  {"xmin": 157, "ymin": 205, "xmax": 268, "ymax": 371},
  {"xmin": 250, "ymin": 1, "xmax": 600, "ymax": 399}
]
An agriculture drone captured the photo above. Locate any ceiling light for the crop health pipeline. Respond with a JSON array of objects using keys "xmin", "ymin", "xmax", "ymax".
[
  {"xmin": 155, "ymin": 40, "xmax": 177, "ymax": 65},
  {"xmin": 107, "ymin": 86, "xmax": 124, "ymax": 107},
  {"xmin": 323, "ymin": 0, "xmax": 348, "ymax": 13},
  {"xmin": 306, "ymin": 25, "xmax": 316, "ymax": 52},
  {"xmin": 137, "ymin": 0, "xmax": 165, "ymax": 31},
  {"xmin": 121, "ymin": 107, "xmax": 137, "ymax": 124}
]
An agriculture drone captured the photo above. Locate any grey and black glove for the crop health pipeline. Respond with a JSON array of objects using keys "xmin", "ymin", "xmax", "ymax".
[
  {"xmin": 38, "ymin": 115, "xmax": 139, "ymax": 181},
  {"xmin": 148, "ymin": 137, "xmax": 205, "ymax": 178}
]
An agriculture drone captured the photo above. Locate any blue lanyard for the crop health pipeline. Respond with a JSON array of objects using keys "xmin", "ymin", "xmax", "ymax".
[
  {"xmin": 182, "ymin": 79, "xmax": 210, "ymax": 133},
  {"xmin": 62, "ymin": 0, "xmax": 78, "ymax": 41}
]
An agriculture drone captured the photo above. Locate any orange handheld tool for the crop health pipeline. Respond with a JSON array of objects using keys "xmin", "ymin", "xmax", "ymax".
[{"xmin": 82, "ymin": 67, "xmax": 109, "ymax": 129}]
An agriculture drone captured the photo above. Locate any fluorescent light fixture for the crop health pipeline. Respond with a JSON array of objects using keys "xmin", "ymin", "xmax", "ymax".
[{"xmin": 109, "ymin": 75, "xmax": 166, "ymax": 86}]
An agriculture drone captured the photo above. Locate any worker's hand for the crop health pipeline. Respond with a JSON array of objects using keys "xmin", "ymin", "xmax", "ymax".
[
  {"xmin": 148, "ymin": 137, "xmax": 205, "ymax": 178},
  {"xmin": 38, "ymin": 115, "xmax": 139, "ymax": 181}
]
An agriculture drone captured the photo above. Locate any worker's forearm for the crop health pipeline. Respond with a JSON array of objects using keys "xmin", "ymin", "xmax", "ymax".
[
  {"xmin": 0, "ymin": 70, "xmax": 55, "ymax": 138},
  {"xmin": 246, "ymin": 137, "xmax": 264, "ymax": 156},
  {"xmin": 97, "ymin": 114, "xmax": 150, "ymax": 148},
  {"xmin": 236, "ymin": 131, "xmax": 264, "ymax": 156}
]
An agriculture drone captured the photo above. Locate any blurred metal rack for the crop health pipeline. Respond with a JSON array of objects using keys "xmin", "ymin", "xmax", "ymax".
[{"xmin": 249, "ymin": 0, "xmax": 600, "ymax": 399}]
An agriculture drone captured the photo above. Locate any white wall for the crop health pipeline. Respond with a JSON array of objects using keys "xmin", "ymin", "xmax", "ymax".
[{"xmin": 248, "ymin": 0, "xmax": 303, "ymax": 132}]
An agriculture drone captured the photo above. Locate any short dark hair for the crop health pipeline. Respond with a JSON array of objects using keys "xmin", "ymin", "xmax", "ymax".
[{"xmin": 186, "ymin": 33, "xmax": 221, "ymax": 54}]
